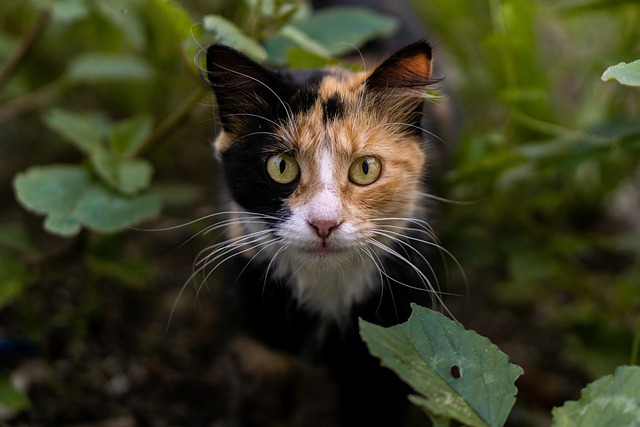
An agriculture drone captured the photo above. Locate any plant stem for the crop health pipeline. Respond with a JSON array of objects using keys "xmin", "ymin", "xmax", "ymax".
[
  {"xmin": 0, "ymin": 78, "xmax": 69, "ymax": 124},
  {"xmin": 631, "ymin": 310, "xmax": 640, "ymax": 365},
  {"xmin": 0, "ymin": 8, "xmax": 51, "ymax": 90},
  {"xmin": 135, "ymin": 87, "xmax": 207, "ymax": 156}
]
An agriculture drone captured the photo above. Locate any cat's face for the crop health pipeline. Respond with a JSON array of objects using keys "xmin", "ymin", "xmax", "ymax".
[{"xmin": 205, "ymin": 41, "xmax": 435, "ymax": 317}]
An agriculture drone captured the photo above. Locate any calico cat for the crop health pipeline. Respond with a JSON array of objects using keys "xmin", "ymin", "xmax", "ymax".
[{"xmin": 203, "ymin": 40, "xmax": 444, "ymax": 426}]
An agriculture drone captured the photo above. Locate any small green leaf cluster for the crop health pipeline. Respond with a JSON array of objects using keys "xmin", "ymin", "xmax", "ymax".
[{"xmin": 14, "ymin": 111, "xmax": 160, "ymax": 236}]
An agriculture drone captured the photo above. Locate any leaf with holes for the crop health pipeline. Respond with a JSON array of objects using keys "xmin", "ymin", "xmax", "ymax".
[
  {"xmin": 552, "ymin": 365, "xmax": 640, "ymax": 426},
  {"xmin": 360, "ymin": 304, "xmax": 523, "ymax": 427}
]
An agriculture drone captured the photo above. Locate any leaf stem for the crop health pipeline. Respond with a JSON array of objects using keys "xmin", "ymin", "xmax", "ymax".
[
  {"xmin": 134, "ymin": 87, "xmax": 207, "ymax": 156},
  {"xmin": 631, "ymin": 310, "xmax": 640, "ymax": 366},
  {"xmin": 0, "ymin": 78, "xmax": 69, "ymax": 124},
  {"xmin": 0, "ymin": 8, "xmax": 51, "ymax": 90}
]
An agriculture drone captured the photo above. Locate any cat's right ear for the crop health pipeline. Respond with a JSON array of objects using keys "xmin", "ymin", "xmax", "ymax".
[{"xmin": 204, "ymin": 44, "xmax": 281, "ymax": 131}]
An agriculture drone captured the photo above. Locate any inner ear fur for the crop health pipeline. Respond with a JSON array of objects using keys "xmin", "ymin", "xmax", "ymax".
[{"xmin": 364, "ymin": 40, "xmax": 435, "ymax": 97}]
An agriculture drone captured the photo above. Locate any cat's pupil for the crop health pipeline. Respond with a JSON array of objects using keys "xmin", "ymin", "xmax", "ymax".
[
  {"xmin": 362, "ymin": 160, "xmax": 369, "ymax": 175},
  {"xmin": 279, "ymin": 159, "xmax": 286, "ymax": 174}
]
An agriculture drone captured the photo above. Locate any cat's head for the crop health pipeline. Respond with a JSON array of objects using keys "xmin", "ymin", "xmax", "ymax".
[{"xmin": 204, "ymin": 41, "xmax": 437, "ymax": 316}]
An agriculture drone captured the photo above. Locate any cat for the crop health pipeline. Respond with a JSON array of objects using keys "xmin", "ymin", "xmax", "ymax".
[{"xmin": 202, "ymin": 39, "xmax": 446, "ymax": 427}]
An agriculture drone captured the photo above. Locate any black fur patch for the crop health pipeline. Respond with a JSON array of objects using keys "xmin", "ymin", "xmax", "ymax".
[
  {"xmin": 221, "ymin": 134, "xmax": 298, "ymax": 219},
  {"xmin": 322, "ymin": 92, "xmax": 345, "ymax": 124}
]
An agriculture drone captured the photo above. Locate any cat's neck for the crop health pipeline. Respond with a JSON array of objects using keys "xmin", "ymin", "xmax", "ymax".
[{"xmin": 272, "ymin": 252, "xmax": 379, "ymax": 322}]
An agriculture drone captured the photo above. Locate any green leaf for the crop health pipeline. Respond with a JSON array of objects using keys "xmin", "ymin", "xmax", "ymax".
[
  {"xmin": 13, "ymin": 165, "xmax": 91, "ymax": 236},
  {"xmin": 360, "ymin": 304, "xmax": 522, "ymax": 427},
  {"xmin": 75, "ymin": 185, "xmax": 161, "ymax": 233},
  {"xmin": 94, "ymin": 0, "xmax": 146, "ymax": 51},
  {"xmin": 601, "ymin": 60, "xmax": 640, "ymax": 87},
  {"xmin": 13, "ymin": 165, "xmax": 161, "ymax": 237},
  {"xmin": 278, "ymin": 25, "xmax": 332, "ymax": 58},
  {"xmin": 109, "ymin": 114, "xmax": 154, "ymax": 158},
  {"xmin": 66, "ymin": 53, "xmax": 154, "ymax": 83},
  {"xmin": 293, "ymin": 7, "xmax": 397, "ymax": 56},
  {"xmin": 202, "ymin": 15, "xmax": 268, "ymax": 62},
  {"xmin": 286, "ymin": 48, "xmax": 340, "ymax": 69},
  {"xmin": 154, "ymin": 0, "xmax": 199, "ymax": 40},
  {"xmin": 43, "ymin": 109, "xmax": 111, "ymax": 154},
  {"xmin": 552, "ymin": 365, "xmax": 640, "ymax": 426},
  {"xmin": 0, "ymin": 377, "xmax": 30, "ymax": 416},
  {"xmin": 91, "ymin": 149, "xmax": 153, "ymax": 195}
]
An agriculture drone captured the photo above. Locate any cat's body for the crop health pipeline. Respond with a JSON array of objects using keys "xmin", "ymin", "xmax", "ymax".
[{"xmin": 203, "ymin": 38, "xmax": 444, "ymax": 427}]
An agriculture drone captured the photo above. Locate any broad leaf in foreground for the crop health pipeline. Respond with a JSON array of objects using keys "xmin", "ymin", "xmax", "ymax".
[
  {"xmin": 552, "ymin": 365, "xmax": 640, "ymax": 427},
  {"xmin": 360, "ymin": 304, "xmax": 522, "ymax": 427},
  {"xmin": 601, "ymin": 59, "xmax": 640, "ymax": 87}
]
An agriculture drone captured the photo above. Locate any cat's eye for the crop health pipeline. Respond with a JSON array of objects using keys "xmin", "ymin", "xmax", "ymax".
[
  {"xmin": 266, "ymin": 153, "xmax": 300, "ymax": 184},
  {"xmin": 349, "ymin": 156, "xmax": 382, "ymax": 186}
]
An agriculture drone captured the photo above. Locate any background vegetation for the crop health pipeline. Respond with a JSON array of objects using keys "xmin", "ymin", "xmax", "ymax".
[{"xmin": 0, "ymin": 0, "xmax": 639, "ymax": 425}]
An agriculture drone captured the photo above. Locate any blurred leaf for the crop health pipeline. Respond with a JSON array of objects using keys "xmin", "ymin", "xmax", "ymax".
[
  {"xmin": 154, "ymin": 0, "xmax": 199, "ymax": 40},
  {"xmin": 0, "ymin": 377, "xmax": 30, "ymax": 417},
  {"xmin": 66, "ymin": 54, "xmax": 154, "ymax": 83},
  {"xmin": 86, "ymin": 256, "xmax": 155, "ymax": 287},
  {"xmin": 13, "ymin": 165, "xmax": 160, "ymax": 237},
  {"xmin": 75, "ymin": 185, "xmax": 161, "ymax": 233},
  {"xmin": 286, "ymin": 48, "xmax": 340, "ymax": 69},
  {"xmin": 0, "ymin": 254, "xmax": 28, "ymax": 309},
  {"xmin": 151, "ymin": 183, "xmax": 203, "ymax": 208},
  {"xmin": 94, "ymin": 0, "xmax": 146, "ymax": 51},
  {"xmin": 13, "ymin": 165, "xmax": 91, "ymax": 236},
  {"xmin": 0, "ymin": 223, "xmax": 38, "ymax": 255},
  {"xmin": 203, "ymin": 15, "xmax": 267, "ymax": 62},
  {"xmin": 552, "ymin": 365, "xmax": 640, "ymax": 426},
  {"xmin": 43, "ymin": 109, "xmax": 111, "ymax": 154},
  {"xmin": 602, "ymin": 60, "xmax": 640, "ymax": 87},
  {"xmin": 30, "ymin": 0, "xmax": 91, "ymax": 24},
  {"xmin": 360, "ymin": 304, "xmax": 522, "ymax": 426},
  {"xmin": 278, "ymin": 25, "xmax": 331, "ymax": 57},
  {"xmin": 109, "ymin": 114, "xmax": 153, "ymax": 158},
  {"xmin": 91, "ymin": 149, "xmax": 153, "ymax": 195},
  {"xmin": 292, "ymin": 7, "xmax": 396, "ymax": 56}
]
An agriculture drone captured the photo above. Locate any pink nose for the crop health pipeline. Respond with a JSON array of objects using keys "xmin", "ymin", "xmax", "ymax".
[{"xmin": 308, "ymin": 219, "xmax": 340, "ymax": 239}]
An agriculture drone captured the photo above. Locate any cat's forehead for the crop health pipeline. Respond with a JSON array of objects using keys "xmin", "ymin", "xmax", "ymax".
[{"xmin": 280, "ymin": 69, "xmax": 374, "ymax": 154}]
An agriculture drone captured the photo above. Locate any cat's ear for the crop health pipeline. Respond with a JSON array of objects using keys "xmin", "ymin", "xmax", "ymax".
[
  {"xmin": 364, "ymin": 40, "xmax": 434, "ymax": 102},
  {"xmin": 204, "ymin": 44, "xmax": 282, "ymax": 131}
]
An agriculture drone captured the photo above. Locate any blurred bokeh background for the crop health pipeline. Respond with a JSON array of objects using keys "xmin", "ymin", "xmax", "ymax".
[{"xmin": 1, "ymin": 0, "xmax": 639, "ymax": 425}]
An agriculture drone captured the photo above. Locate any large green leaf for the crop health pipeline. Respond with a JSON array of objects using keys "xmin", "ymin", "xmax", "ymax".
[
  {"xmin": 202, "ymin": 15, "xmax": 268, "ymax": 62},
  {"xmin": 552, "ymin": 365, "xmax": 640, "ymax": 426},
  {"xmin": 360, "ymin": 304, "xmax": 522, "ymax": 426},
  {"xmin": 601, "ymin": 60, "xmax": 640, "ymax": 87},
  {"xmin": 66, "ymin": 53, "xmax": 154, "ymax": 83},
  {"xmin": 13, "ymin": 165, "xmax": 161, "ymax": 237},
  {"xmin": 293, "ymin": 7, "xmax": 397, "ymax": 56}
]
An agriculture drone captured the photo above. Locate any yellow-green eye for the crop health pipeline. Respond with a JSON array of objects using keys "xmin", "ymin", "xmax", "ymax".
[
  {"xmin": 266, "ymin": 153, "xmax": 300, "ymax": 184},
  {"xmin": 349, "ymin": 156, "xmax": 382, "ymax": 185}
]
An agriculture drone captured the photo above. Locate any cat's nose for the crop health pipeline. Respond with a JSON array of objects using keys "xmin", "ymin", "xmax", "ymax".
[{"xmin": 308, "ymin": 219, "xmax": 340, "ymax": 239}]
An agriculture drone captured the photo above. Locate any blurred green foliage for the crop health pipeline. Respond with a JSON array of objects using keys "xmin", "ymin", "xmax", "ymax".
[{"xmin": 415, "ymin": 0, "xmax": 640, "ymax": 377}]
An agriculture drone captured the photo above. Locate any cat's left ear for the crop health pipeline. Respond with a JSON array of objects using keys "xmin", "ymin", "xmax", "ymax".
[{"xmin": 364, "ymin": 40, "xmax": 434, "ymax": 102}]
